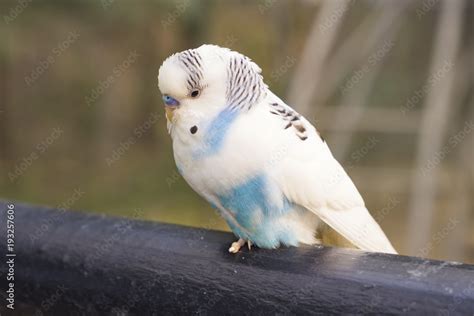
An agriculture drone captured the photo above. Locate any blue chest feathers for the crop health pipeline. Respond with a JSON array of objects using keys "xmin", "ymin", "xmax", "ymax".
[
  {"xmin": 193, "ymin": 107, "xmax": 239, "ymax": 159},
  {"xmin": 216, "ymin": 173, "xmax": 299, "ymax": 248}
]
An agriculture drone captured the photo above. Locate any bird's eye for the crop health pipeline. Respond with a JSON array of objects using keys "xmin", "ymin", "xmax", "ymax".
[
  {"xmin": 190, "ymin": 89, "xmax": 200, "ymax": 98},
  {"xmin": 162, "ymin": 95, "xmax": 180, "ymax": 106}
]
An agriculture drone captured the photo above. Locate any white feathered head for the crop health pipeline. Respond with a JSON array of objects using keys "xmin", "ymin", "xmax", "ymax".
[{"xmin": 158, "ymin": 44, "xmax": 267, "ymax": 124}]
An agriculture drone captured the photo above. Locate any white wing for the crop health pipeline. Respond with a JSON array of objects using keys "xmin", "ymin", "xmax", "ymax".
[{"xmin": 266, "ymin": 92, "xmax": 397, "ymax": 254}]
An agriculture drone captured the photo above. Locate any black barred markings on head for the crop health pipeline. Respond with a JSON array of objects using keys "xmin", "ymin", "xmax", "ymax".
[
  {"xmin": 176, "ymin": 48, "xmax": 266, "ymax": 111},
  {"xmin": 226, "ymin": 54, "xmax": 267, "ymax": 112},
  {"xmin": 178, "ymin": 49, "xmax": 204, "ymax": 92}
]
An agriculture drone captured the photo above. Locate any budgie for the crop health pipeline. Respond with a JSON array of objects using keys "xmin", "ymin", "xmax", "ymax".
[{"xmin": 158, "ymin": 44, "xmax": 397, "ymax": 254}]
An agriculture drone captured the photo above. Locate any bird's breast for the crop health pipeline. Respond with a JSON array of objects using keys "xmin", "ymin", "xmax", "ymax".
[{"xmin": 170, "ymin": 105, "xmax": 322, "ymax": 249}]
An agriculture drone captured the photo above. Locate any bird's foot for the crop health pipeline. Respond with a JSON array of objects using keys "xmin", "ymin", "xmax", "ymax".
[{"xmin": 228, "ymin": 238, "xmax": 246, "ymax": 253}]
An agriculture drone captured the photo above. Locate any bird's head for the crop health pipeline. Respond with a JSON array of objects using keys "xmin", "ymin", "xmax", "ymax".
[{"xmin": 158, "ymin": 44, "xmax": 267, "ymax": 129}]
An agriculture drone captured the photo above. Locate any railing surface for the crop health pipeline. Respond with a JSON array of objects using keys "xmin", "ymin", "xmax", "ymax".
[{"xmin": 1, "ymin": 202, "xmax": 473, "ymax": 315}]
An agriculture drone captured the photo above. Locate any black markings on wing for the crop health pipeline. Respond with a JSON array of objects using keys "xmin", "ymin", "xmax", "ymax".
[
  {"xmin": 178, "ymin": 49, "xmax": 204, "ymax": 92},
  {"xmin": 270, "ymin": 103, "xmax": 308, "ymax": 141}
]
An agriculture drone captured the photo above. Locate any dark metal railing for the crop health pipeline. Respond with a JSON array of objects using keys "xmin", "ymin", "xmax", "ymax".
[{"xmin": 1, "ymin": 202, "xmax": 473, "ymax": 315}]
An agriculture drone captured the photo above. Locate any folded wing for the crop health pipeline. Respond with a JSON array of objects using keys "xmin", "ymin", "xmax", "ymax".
[{"xmin": 268, "ymin": 99, "xmax": 397, "ymax": 254}]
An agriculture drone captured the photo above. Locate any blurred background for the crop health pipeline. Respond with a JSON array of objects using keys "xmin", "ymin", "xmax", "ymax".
[{"xmin": 0, "ymin": 0, "xmax": 472, "ymax": 263}]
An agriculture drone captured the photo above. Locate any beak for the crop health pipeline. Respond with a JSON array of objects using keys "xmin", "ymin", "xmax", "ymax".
[
  {"xmin": 162, "ymin": 95, "xmax": 180, "ymax": 122},
  {"xmin": 165, "ymin": 107, "xmax": 177, "ymax": 122}
]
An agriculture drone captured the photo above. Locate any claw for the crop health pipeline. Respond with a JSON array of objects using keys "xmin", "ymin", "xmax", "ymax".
[
  {"xmin": 228, "ymin": 238, "xmax": 245, "ymax": 253},
  {"xmin": 247, "ymin": 240, "xmax": 252, "ymax": 250}
]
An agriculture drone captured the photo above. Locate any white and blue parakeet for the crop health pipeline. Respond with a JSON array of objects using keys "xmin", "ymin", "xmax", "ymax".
[{"xmin": 158, "ymin": 45, "xmax": 397, "ymax": 254}]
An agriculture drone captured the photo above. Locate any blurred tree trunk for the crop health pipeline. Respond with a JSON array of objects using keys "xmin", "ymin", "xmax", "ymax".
[
  {"xmin": 0, "ymin": 31, "xmax": 9, "ymax": 166},
  {"xmin": 407, "ymin": 0, "xmax": 465, "ymax": 254},
  {"xmin": 314, "ymin": 2, "xmax": 406, "ymax": 105},
  {"xmin": 287, "ymin": 0, "xmax": 349, "ymax": 115},
  {"xmin": 330, "ymin": 15, "xmax": 402, "ymax": 160}
]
